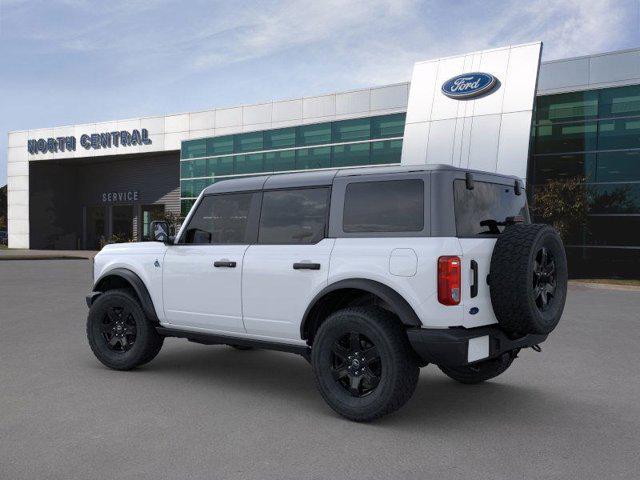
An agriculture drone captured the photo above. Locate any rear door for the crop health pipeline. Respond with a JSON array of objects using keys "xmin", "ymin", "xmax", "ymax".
[
  {"xmin": 242, "ymin": 187, "xmax": 333, "ymax": 341},
  {"xmin": 453, "ymin": 179, "xmax": 530, "ymax": 328}
]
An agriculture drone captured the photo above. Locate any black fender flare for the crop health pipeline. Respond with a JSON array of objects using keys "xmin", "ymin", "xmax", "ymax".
[
  {"xmin": 90, "ymin": 268, "xmax": 160, "ymax": 323},
  {"xmin": 300, "ymin": 278, "xmax": 422, "ymax": 339}
]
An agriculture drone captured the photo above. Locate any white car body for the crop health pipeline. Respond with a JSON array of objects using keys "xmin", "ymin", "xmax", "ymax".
[{"xmin": 94, "ymin": 222, "xmax": 497, "ymax": 345}]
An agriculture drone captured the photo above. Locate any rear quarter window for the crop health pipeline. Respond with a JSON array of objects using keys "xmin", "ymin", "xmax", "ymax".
[
  {"xmin": 343, "ymin": 179, "xmax": 424, "ymax": 233},
  {"xmin": 454, "ymin": 180, "xmax": 530, "ymax": 237}
]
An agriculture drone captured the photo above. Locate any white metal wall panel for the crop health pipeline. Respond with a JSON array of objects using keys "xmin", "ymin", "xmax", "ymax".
[
  {"xmin": 242, "ymin": 103, "xmax": 272, "ymax": 125},
  {"xmin": 370, "ymin": 84, "xmax": 409, "ymax": 111},
  {"xmin": 399, "ymin": 122, "xmax": 429, "ymax": 166},
  {"xmin": 272, "ymin": 99, "xmax": 303, "ymax": 122},
  {"xmin": 336, "ymin": 89, "xmax": 370, "ymax": 115},
  {"xmin": 189, "ymin": 111, "xmax": 215, "ymax": 131},
  {"xmin": 401, "ymin": 42, "xmax": 542, "ymax": 180},
  {"xmin": 164, "ymin": 114, "xmax": 189, "ymax": 133},
  {"xmin": 466, "ymin": 114, "xmax": 502, "ymax": 171},
  {"xmin": 426, "ymin": 119, "xmax": 456, "ymax": 166},
  {"xmin": 140, "ymin": 116, "xmax": 166, "ymax": 134},
  {"xmin": 303, "ymin": 94, "xmax": 336, "ymax": 118},
  {"xmin": 590, "ymin": 50, "xmax": 640, "ymax": 85},
  {"xmin": 538, "ymin": 58, "xmax": 589, "ymax": 92},
  {"xmin": 8, "ymin": 131, "xmax": 27, "ymax": 148},
  {"xmin": 215, "ymin": 107, "xmax": 243, "ymax": 128},
  {"xmin": 496, "ymin": 110, "xmax": 534, "ymax": 179}
]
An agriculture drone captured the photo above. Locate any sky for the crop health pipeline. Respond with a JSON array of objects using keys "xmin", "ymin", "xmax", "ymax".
[{"xmin": 1, "ymin": 0, "xmax": 640, "ymax": 186}]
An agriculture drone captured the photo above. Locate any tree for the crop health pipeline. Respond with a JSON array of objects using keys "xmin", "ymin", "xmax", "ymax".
[{"xmin": 531, "ymin": 177, "xmax": 589, "ymax": 243}]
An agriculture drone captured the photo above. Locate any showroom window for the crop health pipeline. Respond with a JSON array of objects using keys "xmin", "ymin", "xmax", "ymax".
[
  {"xmin": 529, "ymin": 84, "xmax": 640, "ymax": 258},
  {"xmin": 179, "ymin": 113, "xmax": 407, "ymax": 215}
]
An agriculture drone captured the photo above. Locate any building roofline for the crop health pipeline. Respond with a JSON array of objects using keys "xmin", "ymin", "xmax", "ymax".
[{"xmin": 541, "ymin": 46, "xmax": 640, "ymax": 65}]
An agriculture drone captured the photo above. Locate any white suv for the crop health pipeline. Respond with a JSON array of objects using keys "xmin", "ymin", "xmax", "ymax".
[{"xmin": 87, "ymin": 165, "xmax": 567, "ymax": 421}]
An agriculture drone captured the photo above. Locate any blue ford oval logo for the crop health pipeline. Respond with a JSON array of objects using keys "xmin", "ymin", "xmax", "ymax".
[{"xmin": 441, "ymin": 72, "xmax": 497, "ymax": 99}]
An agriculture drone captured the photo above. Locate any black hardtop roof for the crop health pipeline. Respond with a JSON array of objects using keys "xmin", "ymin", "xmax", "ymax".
[{"xmin": 201, "ymin": 164, "xmax": 521, "ymax": 195}]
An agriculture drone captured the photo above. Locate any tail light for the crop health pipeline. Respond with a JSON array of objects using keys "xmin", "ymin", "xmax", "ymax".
[{"xmin": 438, "ymin": 256, "xmax": 461, "ymax": 305}]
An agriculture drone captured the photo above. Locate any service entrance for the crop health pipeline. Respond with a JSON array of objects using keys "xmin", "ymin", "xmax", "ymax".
[{"xmin": 29, "ymin": 152, "xmax": 180, "ymax": 250}]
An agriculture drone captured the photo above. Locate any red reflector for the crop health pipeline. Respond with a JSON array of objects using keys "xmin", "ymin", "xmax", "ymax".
[{"xmin": 438, "ymin": 256, "xmax": 461, "ymax": 306}]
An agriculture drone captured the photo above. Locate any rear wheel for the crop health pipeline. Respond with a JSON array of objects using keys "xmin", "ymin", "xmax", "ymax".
[
  {"xmin": 87, "ymin": 289, "xmax": 164, "ymax": 370},
  {"xmin": 439, "ymin": 350, "xmax": 518, "ymax": 384},
  {"xmin": 311, "ymin": 307, "xmax": 419, "ymax": 422}
]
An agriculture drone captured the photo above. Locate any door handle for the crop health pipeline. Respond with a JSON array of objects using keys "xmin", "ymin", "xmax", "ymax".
[
  {"xmin": 470, "ymin": 260, "xmax": 478, "ymax": 298},
  {"xmin": 214, "ymin": 260, "xmax": 236, "ymax": 268},
  {"xmin": 293, "ymin": 262, "xmax": 321, "ymax": 270}
]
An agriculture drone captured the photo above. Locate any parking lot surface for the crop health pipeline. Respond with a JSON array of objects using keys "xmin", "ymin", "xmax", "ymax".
[{"xmin": 1, "ymin": 260, "xmax": 640, "ymax": 479}]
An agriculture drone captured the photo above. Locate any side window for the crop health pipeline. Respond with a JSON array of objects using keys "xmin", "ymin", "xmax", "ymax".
[
  {"xmin": 181, "ymin": 193, "xmax": 253, "ymax": 244},
  {"xmin": 343, "ymin": 179, "xmax": 424, "ymax": 232},
  {"xmin": 259, "ymin": 188, "xmax": 330, "ymax": 244}
]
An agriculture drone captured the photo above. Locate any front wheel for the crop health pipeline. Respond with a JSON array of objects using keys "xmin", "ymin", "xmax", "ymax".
[
  {"xmin": 438, "ymin": 350, "xmax": 518, "ymax": 385},
  {"xmin": 311, "ymin": 307, "xmax": 419, "ymax": 422},
  {"xmin": 87, "ymin": 289, "xmax": 164, "ymax": 370}
]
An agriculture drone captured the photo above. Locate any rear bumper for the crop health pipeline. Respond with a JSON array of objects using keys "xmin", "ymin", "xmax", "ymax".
[{"xmin": 407, "ymin": 325, "xmax": 547, "ymax": 367}]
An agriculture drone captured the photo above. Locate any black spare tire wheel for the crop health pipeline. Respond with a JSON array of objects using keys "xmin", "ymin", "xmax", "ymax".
[{"xmin": 489, "ymin": 223, "xmax": 567, "ymax": 336}]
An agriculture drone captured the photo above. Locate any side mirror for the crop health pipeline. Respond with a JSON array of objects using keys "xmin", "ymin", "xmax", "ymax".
[{"xmin": 150, "ymin": 220, "xmax": 170, "ymax": 243}]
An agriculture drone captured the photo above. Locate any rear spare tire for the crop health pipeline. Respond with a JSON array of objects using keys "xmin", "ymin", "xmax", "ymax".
[{"xmin": 489, "ymin": 223, "xmax": 567, "ymax": 336}]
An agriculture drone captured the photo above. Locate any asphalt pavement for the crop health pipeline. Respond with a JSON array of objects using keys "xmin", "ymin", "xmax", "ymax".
[{"xmin": 1, "ymin": 260, "xmax": 639, "ymax": 479}]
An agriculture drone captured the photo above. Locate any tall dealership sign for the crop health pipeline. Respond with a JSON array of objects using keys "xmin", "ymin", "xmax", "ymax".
[{"xmin": 401, "ymin": 42, "xmax": 542, "ymax": 180}]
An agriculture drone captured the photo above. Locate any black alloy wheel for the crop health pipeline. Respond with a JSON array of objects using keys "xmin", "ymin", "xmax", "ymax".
[
  {"xmin": 101, "ymin": 305, "xmax": 137, "ymax": 352},
  {"xmin": 87, "ymin": 289, "xmax": 164, "ymax": 370},
  {"xmin": 533, "ymin": 247, "xmax": 556, "ymax": 312},
  {"xmin": 331, "ymin": 332, "xmax": 381, "ymax": 397},
  {"xmin": 311, "ymin": 306, "xmax": 419, "ymax": 422}
]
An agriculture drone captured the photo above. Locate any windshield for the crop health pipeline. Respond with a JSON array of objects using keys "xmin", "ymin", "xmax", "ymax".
[{"xmin": 453, "ymin": 179, "xmax": 530, "ymax": 237}]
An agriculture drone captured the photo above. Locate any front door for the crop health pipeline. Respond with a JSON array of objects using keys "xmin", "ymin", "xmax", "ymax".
[
  {"xmin": 162, "ymin": 192, "xmax": 258, "ymax": 333},
  {"xmin": 242, "ymin": 187, "xmax": 333, "ymax": 340}
]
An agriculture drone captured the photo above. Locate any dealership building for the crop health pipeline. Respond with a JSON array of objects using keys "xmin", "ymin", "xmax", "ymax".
[{"xmin": 6, "ymin": 45, "xmax": 640, "ymax": 271}]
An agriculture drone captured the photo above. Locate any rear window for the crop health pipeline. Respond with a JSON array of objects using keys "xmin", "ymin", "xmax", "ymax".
[
  {"xmin": 454, "ymin": 180, "xmax": 530, "ymax": 237},
  {"xmin": 343, "ymin": 179, "xmax": 424, "ymax": 233}
]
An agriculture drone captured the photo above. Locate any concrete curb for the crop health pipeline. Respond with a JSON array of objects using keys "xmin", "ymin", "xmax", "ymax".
[
  {"xmin": 569, "ymin": 280, "xmax": 640, "ymax": 292},
  {"xmin": 0, "ymin": 250, "xmax": 96, "ymax": 261}
]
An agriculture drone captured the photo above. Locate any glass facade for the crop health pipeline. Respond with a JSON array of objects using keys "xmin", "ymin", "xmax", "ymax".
[
  {"xmin": 529, "ymin": 84, "xmax": 640, "ymax": 265},
  {"xmin": 180, "ymin": 113, "xmax": 405, "ymax": 215}
]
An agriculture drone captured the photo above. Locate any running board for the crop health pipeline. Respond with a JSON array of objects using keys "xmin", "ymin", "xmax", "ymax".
[{"xmin": 156, "ymin": 327, "xmax": 311, "ymax": 361}]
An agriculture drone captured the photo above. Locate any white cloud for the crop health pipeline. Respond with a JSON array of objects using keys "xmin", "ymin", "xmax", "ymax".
[{"xmin": 4, "ymin": 0, "xmax": 634, "ymax": 85}]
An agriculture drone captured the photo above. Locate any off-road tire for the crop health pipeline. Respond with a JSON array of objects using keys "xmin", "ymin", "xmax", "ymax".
[
  {"xmin": 311, "ymin": 306, "xmax": 419, "ymax": 422},
  {"xmin": 490, "ymin": 223, "xmax": 568, "ymax": 335},
  {"xmin": 87, "ymin": 289, "xmax": 164, "ymax": 370},
  {"xmin": 439, "ymin": 350, "xmax": 518, "ymax": 384}
]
